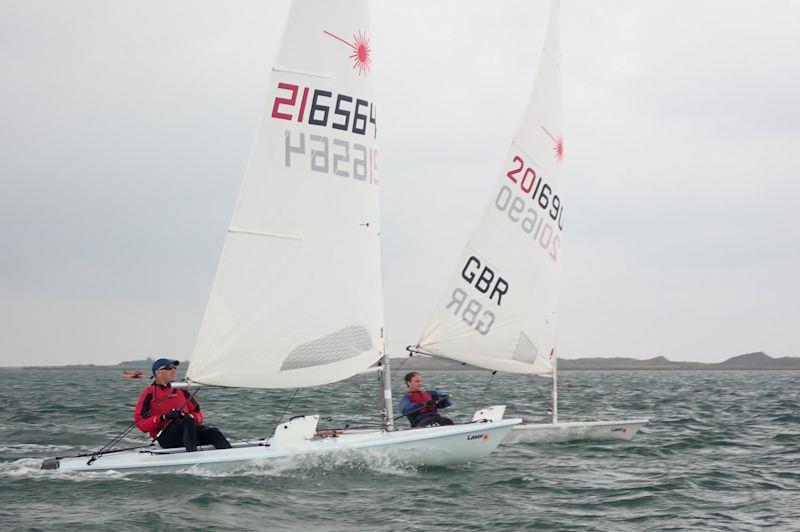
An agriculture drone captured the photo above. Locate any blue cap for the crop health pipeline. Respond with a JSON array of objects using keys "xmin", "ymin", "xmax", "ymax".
[{"xmin": 151, "ymin": 358, "xmax": 179, "ymax": 375}]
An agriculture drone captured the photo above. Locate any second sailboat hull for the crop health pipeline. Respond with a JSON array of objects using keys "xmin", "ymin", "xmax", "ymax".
[{"xmin": 502, "ymin": 418, "xmax": 649, "ymax": 444}]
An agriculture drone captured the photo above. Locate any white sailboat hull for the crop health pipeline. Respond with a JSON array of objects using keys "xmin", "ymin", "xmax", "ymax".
[
  {"xmin": 502, "ymin": 418, "xmax": 649, "ymax": 444},
  {"xmin": 45, "ymin": 418, "xmax": 521, "ymax": 472}
]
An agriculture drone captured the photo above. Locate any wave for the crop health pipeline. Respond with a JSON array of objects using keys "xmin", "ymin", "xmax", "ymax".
[
  {"xmin": 0, "ymin": 443, "xmax": 76, "ymax": 454},
  {"xmin": 140, "ymin": 448, "xmax": 424, "ymax": 480},
  {"xmin": 0, "ymin": 458, "xmax": 133, "ymax": 482}
]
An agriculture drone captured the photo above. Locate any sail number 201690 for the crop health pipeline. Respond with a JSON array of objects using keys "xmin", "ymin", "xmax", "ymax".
[
  {"xmin": 496, "ymin": 154, "xmax": 563, "ymax": 262},
  {"xmin": 505, "ymin": 155, "xmax": 563, "ymax": 229}
]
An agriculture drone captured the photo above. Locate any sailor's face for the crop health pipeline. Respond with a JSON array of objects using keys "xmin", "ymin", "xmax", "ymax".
[
  {"xmin": 155, "ymin": 367, "xmax": 177, "ymax": 385},
  {"xmin": 408, "ymin": 374, "xmax": 423, "ymax": 391}
]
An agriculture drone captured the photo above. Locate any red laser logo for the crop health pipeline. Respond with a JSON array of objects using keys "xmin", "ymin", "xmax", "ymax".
[
  {"xmin": 541, "ymin": 126, "xmax": 563, "ymax": 164},
  {"xmin": 324, "ymin": 29, "xmax": 372, "ymax": 77}
]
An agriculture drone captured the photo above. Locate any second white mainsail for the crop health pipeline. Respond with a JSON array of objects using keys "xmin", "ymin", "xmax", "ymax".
[
  {"xmin": 417, "ymin": 0, "xmax": 563, "ymax": 376},
  {"xmin": 188, "ymin": 0, "xmax": 384, "ymax": 389}
]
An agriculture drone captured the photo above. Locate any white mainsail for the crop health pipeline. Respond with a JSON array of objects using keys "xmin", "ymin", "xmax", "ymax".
[
  {"xmin": 188, "ymin": 0, "xmax": 384, "ymax": 388},
  {"xmin": 417, "ymin": 0, "xmax": 562, "ymax": 376}
]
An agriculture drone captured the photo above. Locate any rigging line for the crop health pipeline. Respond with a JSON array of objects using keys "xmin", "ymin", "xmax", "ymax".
[
  {"xmin": 88, "ymin": 424, "xmax": 139, "ymax": 464},
  {"xmin": 390, "ymin": 352, "xmax": 411, "ymax": 378},
  {"xmin": 343, "ymin": 369, "xmax": 384, "ymax": 429},
  {"xmin": 267, "ymin": 388, "xmax": 299, "ymax": 440},
  {"xmin": 526, "ymin": 374, "xmax": 560, "ymax": 410},
  {"xmin": 356, "ymin": 382, "xmax": 373, "ymax": 399},
  {"xmin": 90, "ymin": 396, "xmax": 163, "ymax": 463},
  {"xmin": 229, "ymin": 435, "xmax": 261, "ymax": 447},
  {"xmin": 68, "ymin": 444, "xmax": 156, "ymax": 459},
  {"xmin": 477, "ymin": 371, "xmax": 497, "ymax": 407},
  {"xmin": 348, "ymin": 353, "xmax": 415, "ymax": 429},
  {"xmin": 535, "ymin": 385, "xmax": 553, "ymax": 412},
  {"xmin": 344, "ymin": 355, "xmax": 409, "ymax": 429},
  {"xmin": 329, "ymin": 421, "xmax": 385, "ymax": 430},
  {"xmin": 342, "ymin": 351, "xmax": 416, "ymax": 430}
]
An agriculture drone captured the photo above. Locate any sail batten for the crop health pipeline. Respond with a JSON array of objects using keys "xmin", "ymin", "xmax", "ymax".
[
  {"xmin": 227, "ymin": 228, "xmax": 304, "ymax": 241},
  {"xmin": 271, "ymin": 66, "xmax": 332, "ymax": 79},
  {"xmin": 417, "ymin": 0, "xmax": 562, "ymax": 376},
  {"xmin": 187, "ymin": 0, "xmax": 384, "ymax": 389}
]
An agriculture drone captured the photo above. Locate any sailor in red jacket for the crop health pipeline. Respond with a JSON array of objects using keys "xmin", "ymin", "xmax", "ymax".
[{"xmin": 134, "ymin": 358, "xmax": 231, "ymax": 452}]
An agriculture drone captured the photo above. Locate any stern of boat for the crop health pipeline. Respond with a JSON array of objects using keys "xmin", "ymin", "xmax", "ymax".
[
  {"xmin": 40, "ymin": 457, "xmax": 59, "ymax": 470},
  {"xmin": 503, "ymin": 418, "xmax": 650, "ymax": 444}
]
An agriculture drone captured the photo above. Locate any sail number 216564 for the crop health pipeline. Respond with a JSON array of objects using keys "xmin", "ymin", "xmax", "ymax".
[{"xmin": 271, "ymin": 83, "xmax": 377, "ymax": 139}]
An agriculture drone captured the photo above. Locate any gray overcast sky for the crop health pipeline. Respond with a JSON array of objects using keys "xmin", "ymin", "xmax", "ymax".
[{"xmin": 1, "ymin": 1, "xmax": 799, "ymax": 366}]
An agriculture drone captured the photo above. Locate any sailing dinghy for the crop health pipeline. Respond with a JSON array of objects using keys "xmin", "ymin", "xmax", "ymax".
[
  {"xmin": 412, "ymin": 0, "xmax": 648, "ymax": 445},
  {"xmin": 42, "ymin": 0, "xmax": 519, "ymax": 472}
]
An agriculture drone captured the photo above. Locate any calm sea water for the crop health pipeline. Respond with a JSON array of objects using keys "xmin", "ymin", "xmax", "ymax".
[{"xmin": 1, "ymin": 368, "xmax": 798, "ymax": 531}]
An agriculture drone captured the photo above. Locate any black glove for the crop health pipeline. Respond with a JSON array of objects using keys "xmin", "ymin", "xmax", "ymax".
[
  {"xmin": 433, "ymin": 394, "xmax": 450, "ymax": 404},
  {"xmin": 162, "ymin": 410, "xmax": 182, "ymax": 421}
]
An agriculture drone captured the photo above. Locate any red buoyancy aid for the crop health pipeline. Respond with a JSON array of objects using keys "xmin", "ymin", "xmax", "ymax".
[
  {"xmin": 134, "ymin": 384, "xmax": 204, "ymax": 438},
  {"xmin": 406, "ymin": 390, "xmax": 436, "ymax": 415}
]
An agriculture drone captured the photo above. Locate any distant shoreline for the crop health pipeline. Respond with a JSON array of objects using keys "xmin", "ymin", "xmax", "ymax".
[
  {"xmin": 391, "ymin": 351, "xmax": 800, "ymax": 371},
  {"xmin": 5, "ymin": 351, "xmax": 798, "ymax": 371}
]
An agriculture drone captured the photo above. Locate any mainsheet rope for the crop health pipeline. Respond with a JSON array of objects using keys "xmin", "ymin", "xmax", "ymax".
[{"xmin": 266, "ymin": 387, "xmax": 299, "ymax": 440}]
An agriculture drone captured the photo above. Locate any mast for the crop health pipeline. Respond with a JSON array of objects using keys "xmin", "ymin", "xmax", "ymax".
[
  {"xmin": 551, "ymin": 352, "xmax": 558, "ymax": 423},
  {"xmin": 381, "ymin": 347, "xmax": 394, "ymax": 429}
]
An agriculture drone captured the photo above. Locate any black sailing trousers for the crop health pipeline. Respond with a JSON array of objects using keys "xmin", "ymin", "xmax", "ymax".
[{"xmin": 157, "ymin": 417, "xmax": 232, "ymax": 452}]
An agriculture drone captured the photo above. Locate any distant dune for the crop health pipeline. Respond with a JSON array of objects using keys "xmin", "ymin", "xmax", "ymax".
[
  {"xmin": 387, "ymin": 351, "xmax": 800, "ymax": 371},
  {"xmin": 11, "ymin": 351, "xmax": 799, "ymax": 370},
  {"xmin": 17, "ymin": 357, "xmax": 174, "ymax": 370}
]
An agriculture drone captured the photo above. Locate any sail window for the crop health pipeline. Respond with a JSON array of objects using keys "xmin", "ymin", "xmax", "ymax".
[{"xmin": 280, "ymin": 325, "xmax": 373, "ymax": 371}]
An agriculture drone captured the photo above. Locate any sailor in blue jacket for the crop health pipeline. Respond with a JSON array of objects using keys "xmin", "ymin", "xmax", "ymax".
[{"xmin": 399, "ymin": 371, "xmax": 454, "ymax": 427}]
